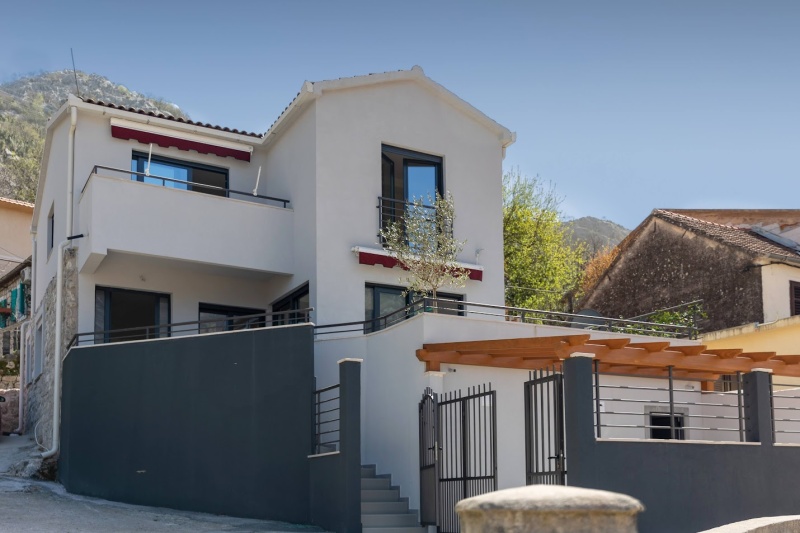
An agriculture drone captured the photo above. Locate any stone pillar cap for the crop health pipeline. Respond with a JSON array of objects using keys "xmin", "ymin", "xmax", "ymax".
[{"xmin": 455, "ymin": 485, "xmax": 644, "ymax": 515}]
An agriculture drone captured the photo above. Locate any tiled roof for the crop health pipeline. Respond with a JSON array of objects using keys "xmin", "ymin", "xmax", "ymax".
[
  {"xmin": 80, "ymin": 98, "xmax": 263, "ymax": 138},
  {"xmin": 653, "ymin": 209, "xmax": 800, "ymax": 263},
  {"xmin": 0, "ymin": 197, "xmax": 34, "ymax": 209}
]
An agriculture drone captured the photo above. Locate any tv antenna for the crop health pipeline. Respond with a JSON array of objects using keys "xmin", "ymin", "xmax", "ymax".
[{"xmin": 70, "ymin": 48, "xmax": 81, "ymax": 97}]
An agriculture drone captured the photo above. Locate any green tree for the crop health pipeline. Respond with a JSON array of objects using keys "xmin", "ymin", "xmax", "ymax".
[
  {"xmin": 379, "ymin": 192, "xmax": 470, "ymax": 300},
  {"xmin": 503, "ymin": 169, "xmax": 585, "ymax": 311}
]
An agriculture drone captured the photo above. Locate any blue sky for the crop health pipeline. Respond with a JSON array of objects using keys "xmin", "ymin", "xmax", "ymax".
[{"xmin": 2, "ymin": 1, "xmax": 798, "ymax": 229}]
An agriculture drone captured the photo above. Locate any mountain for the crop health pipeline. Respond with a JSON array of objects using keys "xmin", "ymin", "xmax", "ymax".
[
  {"xmin": 0, "ymin": 70, "xmax": 189, "ymax": 202},
  {"xmin": 565, "ymin": 216, "xmax": 630, "ymax": 255}
]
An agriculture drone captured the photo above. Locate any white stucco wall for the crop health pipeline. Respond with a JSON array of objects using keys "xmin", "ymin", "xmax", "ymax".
[
  {"xmin": 312, "ymin": 80, "xmax": 506, "ymax": 326},
  {"xmin": 761, "ymin": 263, "xmax": 800, "ymax": 323}
]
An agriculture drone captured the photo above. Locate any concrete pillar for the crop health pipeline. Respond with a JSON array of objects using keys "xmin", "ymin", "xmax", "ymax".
[
  {"xmin": 456, "ymin": 485, "xmax": 644, "ymax": 533},
  {"xmin": 744, "ymin": 368, "xmax": 773, "ymax": 445},
  {"xmin": 338, "ymin": 358, "xmax": 362, "ymax": 532},
  {"xmin": 563, "ymin": 355, "xmax": 597, "ymax": 487}
]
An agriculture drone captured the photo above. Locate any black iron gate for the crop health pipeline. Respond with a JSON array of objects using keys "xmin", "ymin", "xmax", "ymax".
[
  {"xmin": 419, "ymin": 384, "xmax": 497, "ymax": 533},
  {"xmin": 524, "ymin": 368, "xmax": 567, "ymax": 485}
]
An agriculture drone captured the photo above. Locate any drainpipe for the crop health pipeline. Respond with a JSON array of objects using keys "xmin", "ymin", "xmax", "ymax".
[
  {"xmin": 66, "ymin": 106, "xmax": 77, "ymax": 237},
  {"xmin": 13, "ymin": 321, "xmax": 27, "ymax": 434},
  {"xmin": 41, "ymin": 239, "xmax": 71, "ymax": 459}
]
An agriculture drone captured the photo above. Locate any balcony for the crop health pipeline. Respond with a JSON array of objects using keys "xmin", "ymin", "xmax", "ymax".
[
  {"xmin": 377, "ymin": 196, "xmax": 450, "ymax": 242},
  {"xmin": 77, "ymin": 166, "xmax": 294, "ymax": 276}
]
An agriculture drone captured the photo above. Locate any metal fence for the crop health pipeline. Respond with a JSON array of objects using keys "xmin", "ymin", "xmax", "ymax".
[
  {"xmin": 70, "ymin": 308, "xmax": 313, "ymax": 348},
  {"xmin": 593, "ymin": 363, "xmax": 747, "ymax": 442},
  {"xmin": 313, "ymin": 383, "xmax": 340, "ymax": 454},
  {"xmin": 314, "ymin": 297, "xmax": 696, "ymax": 339},
  {"xmin": 770, "ymin": 377, "xmax": 800, "ymax": 444}
]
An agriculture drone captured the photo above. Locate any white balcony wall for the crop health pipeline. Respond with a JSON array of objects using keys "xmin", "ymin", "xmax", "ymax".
[
  {"xmin": 78, "ymin": 174, "xmax": 294, "ymax": 275},
  {"xmin": 312, "ymin": 81, "xmax": 507, "ymax": 326}
]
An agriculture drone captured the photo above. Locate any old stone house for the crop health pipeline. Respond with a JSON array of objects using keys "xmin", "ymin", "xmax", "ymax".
[{"xmin": 580, "ymin": 209, "xmax": 800, "ymax": 333}]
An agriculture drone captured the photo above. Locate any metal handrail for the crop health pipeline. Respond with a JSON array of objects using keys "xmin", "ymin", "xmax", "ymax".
[
  {"xmin": 625, "ymin": 299, "xmax": 704, "ymax": 321},
  {"xmin": 314, "ymin": 297, "xmax": 695, "ymax": 338},
  {"xmin": 313, "ymin": 383, "xmax": 340, "ymax": 454},
  {"xmin": 69, "ymin": 307, "xmax": 313, "ymax": 348},
  {"xmin": 86, "ymin": 165, "xmax": 291, "ymax": 208}
]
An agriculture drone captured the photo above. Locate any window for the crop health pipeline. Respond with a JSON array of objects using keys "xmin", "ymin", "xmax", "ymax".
[
  {"xmin": 649, "ymin": 412, "xmax": 685, "ymax": 440},
  {"xmin": 198, "ymin": 303, "xmax": 266, "ymax": 334},
  {"xmin": 272, "ymin": 284, "xmax": 310, "ymax": 325},
  {"xmin": 381, "ymin": 145, "xmax": 443, "ymax": 203},
  {"xmin": 95, "ymin": 287, "xmax": 170, "ymax": 343},
  {"xmin": 364, "ymin": 283, "xmax": 463, "ymax": 333},
  {"xmin": 791, "ymin": 282, "xmax": 800, "ymax": 316},
  {"xmin": 47, "ymin": 206, "xmax": 55, "ymax": 256},
  {"xmin": 131, "ymin": 152, "xmax": 228, "ymax": 197}
]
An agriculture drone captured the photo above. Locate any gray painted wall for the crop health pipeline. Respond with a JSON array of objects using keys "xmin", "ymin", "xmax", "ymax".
[
  {"xmin": 59, "ymin": 325, "xmax": 314, "ymax": 524},
  {"xmin": 565, "ymin": 358, "xmax": 800, "ymax": 533}
]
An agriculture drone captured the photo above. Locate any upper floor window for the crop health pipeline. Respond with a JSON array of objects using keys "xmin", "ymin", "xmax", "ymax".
[
  {"xmin": 791, "ymin": 282, "xmax": 800, "ymax": 316},
  {"xmin": 381, "ymin": 145, "xmax": 443, "ymax": 205},
  {"xmin": 364, "ymin": 283, "xmax": 463, "ymax": 333},
  {"xmin": 47, "ymin": 205, "xmax": 55, "ymax": 256},
  {"xmin": 131, "ymin": 151, "xmax": 228, "ymax": 197}
]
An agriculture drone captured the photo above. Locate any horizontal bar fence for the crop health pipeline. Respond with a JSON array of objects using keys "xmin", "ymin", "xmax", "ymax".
[
  {"xmin": 314, "ymin": 297, "xmax": 696, "ymax": 339},
  {"xmin": 70, "ymin": 308, "xmax": 313, "ymax": 348},
  {"xmin": 593, "ymin": 362, "xmax": 747, "ymax": 442},
  {"xmin": 87, "ymin": 165, "xmax": 291, "ymax": 208},
  {"xmin": 770, "ymin": 378, "xmax": 800, "ymax": 444},
  {"xmin": 313, "ymin": 383, "xmax": 341, "ymax": 454}
]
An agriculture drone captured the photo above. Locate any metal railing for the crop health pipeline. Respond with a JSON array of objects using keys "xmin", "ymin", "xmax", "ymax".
[
  {"xmin": 87, "ymin": 165, "xmax": 291, "ymax": 208},
  {"xmin": 69, "ymin": 307, "xmax": 313, "ymax": 348},
  {"xmin": 377, "ymin": 196, "xmax": 451, "ymax": 241},
  {"xmin": 770, "ymin": 378, "xmax": 800, "ymax": 444},
  {"xmin": 593, "ymin": 363, "xmax": 747, "ymax": 442},
  {"xmin": 313, "ymin": 384, "xmax": 340, "ymax": 454},
  {"xmin": 314, "ymin": 297, "xmax": 696, "ymax": 339}
]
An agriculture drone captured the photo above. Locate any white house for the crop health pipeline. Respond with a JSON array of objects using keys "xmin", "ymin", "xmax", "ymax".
[{"xmin": 23, "ymin": 67, "xmax": 800, "ymax": 533}]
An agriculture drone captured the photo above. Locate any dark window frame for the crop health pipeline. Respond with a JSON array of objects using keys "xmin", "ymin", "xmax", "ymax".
[
  {"xmin": 272, "ymin": 283, "xmax": 310, "ymax": 325},
  {"xmin": 131, "ymin": 151, "xmax": 230, "ymax": 197},
  {"xmin": 649, "ymin": 412, "xmax": 686, "ymax": 440},
  {"xmin": 381, "ymin": 144, "xmax": 444, "ymax": 203},
  {"xmin": 94, "ymin": 286, "xmax": 172, "ymax": 343},
  {"xmin": 791, "ymin": 281, "xmax": 800, "ymax": 316},
  {"xmin": 364, "ymin": 283, "xmax": 464, "ymax": 333}
]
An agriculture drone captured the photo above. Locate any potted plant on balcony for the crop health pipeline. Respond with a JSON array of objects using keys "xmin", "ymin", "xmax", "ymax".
[{"xmin": 379, "ymin": 192, "xmax": 470, "ymax": 312}]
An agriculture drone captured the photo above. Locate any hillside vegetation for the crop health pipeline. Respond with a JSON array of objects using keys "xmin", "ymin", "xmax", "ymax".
[{"xmin": 0, "ymin": 70, "xmax": 188, "ymax": 202}]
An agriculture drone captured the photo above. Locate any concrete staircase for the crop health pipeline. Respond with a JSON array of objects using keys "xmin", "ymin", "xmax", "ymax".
[{"xmin": 361, "ymin": 464, "xmax": 426, "ymax": 533}]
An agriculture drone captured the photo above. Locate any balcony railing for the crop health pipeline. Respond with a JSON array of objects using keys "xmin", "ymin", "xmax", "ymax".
[
  {"xmin": 314, "ymin": 298, "xmax": 697, "ymax": 338},
  {"xmin": 69, "ymin": 308, "xmax": 313, "ymax": 348},
  {"xmin": 86, "ymin": 165, "xmax": 291, "ymax": 208},
  {"xmin": 378, "ymin": 196, "xmax": 449, "ymax": 242}
]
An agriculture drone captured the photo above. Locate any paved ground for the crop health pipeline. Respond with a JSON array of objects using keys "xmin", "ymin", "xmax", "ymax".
[{"xmin": 0, "ymin": 435, "xmax": 325, "ymax": 532}]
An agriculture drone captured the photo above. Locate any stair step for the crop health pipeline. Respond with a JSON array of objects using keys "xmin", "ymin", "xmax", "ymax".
[
  {"xmin": 361, "ymin": 488, "xmax": 400, "ymax": 502},
  {"xmin": 361, "ymin": 499, "xmax": 410, "ymax": 514},
  {"xmin": 361, "ymin": 477, "xmax": 392, "ymax": 490},
  {"xmin": 362, "ymin": 513, "xmax": 420, "ymax": 527},
  {"xmin": 361, "ymin": 464, "xmax": 377, "ymax": 478},
  {"xmin": 361, "ymin": 526, "xmax": 428, "ymax": 533}
]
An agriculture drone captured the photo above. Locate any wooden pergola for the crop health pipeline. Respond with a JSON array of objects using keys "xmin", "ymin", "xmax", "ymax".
[{"xmin": 416, "ymin": 334, "xmax": 800, "ymax": 383}]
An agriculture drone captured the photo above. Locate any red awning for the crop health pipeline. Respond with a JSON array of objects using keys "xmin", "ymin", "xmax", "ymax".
[
  {"xmin": 357, "ymin": 250, "xmax": 483, "ymax": 281},
  {"xmin": 111, "ymin": 125, "xmax": 252, "ymax": 162}
]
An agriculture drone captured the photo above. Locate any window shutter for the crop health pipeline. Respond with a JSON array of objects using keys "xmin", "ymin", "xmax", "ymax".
[
  {"xmin": 9, "ymin": 289, "xmax": 17, "ymax": 323},
  {"xmin": 792, "ymin": 282, "xmax": 800, "ymax": 316}
]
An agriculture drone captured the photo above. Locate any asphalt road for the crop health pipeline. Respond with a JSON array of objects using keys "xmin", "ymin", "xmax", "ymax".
[{"xmin": 0, "ymin": 435, "xmax": 325, "ymax": 533}]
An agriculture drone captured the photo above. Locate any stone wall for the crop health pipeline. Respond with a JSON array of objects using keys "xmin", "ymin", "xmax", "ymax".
[
  {"xmin": 582, "ymin": 217, "xmax": 764, "ymax": 333},
  {"xmin": 24, "ymin": 247, "xmax": 78, "ymax": 447},
  {"xmin": 0, "ymin": 388, "xmax": 19, "ymax": 433}
]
